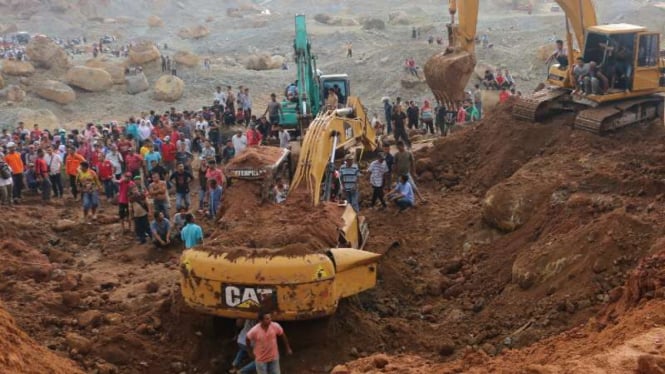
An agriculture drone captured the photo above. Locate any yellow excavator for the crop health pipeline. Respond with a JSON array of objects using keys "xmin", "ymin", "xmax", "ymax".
[
  {"xmin": 425, "ymin": 0, "xmax": 665, "ymax": 133},
  {"xmin": 179, "ymin": 94, "xmax": 380, "ymax": 321}
]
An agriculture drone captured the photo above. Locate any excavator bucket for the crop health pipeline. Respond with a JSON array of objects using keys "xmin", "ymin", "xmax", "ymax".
[{"xmin": 424, "ymin": 49, "xmax": 477, "ymax": 108}]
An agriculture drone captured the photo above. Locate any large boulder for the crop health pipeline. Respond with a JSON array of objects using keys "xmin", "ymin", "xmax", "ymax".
[
  {"xmin": 34, "ymin": 80, "xmax": 76, "ymax": 104},
  {"xmin": 127, "ymin": 42, "xmax": 160, "ymax": 65},
  {"xmin": 314, "ymin": 13, "xmax": 359, "ymax": 26},
  {"xmin": 245, "ymin": 53, "xmax": 285, "ymax": 71},
  {"xmin": 361, "ymin": 17, "xmax": 386, "ymax": 30},
  {"xmin": 388, "ymin": 11, "xmax": 412, "ymax": 25},
  {"xmin": 125, "ymin": 72, "xmax": 149, "ymax": 95},
  {"xmin": 147, "ymin": 15, "xmax": 164, "ymax": 27},
  {"xmin": 25, "ymin": 35, "xmax": 70, "ymax": 70},
  {"xmin": 174, "ymin": 51, "xmax": 200, "ymax": 67},
  {"xmin": 153, "ymin": 75, "xmax": 184, "ymax": 102},
  {"xmin": 16, "ymin": 108, "xmax": 59, "ymax": 129},
  {"xmin": 85, "ymin": 57, "xmax": 125, "ymax": 84},
  {"xmin": 0, "ymin": 85, "xmax": 26, "ymax": 102},
  {"xmin": 2, "ymin": 60, "xmax": 35, "ymax": 76},
  {"xmin": 177, "ymin": 25, "xmax": 210, "ymax": 39},
  {"xmin": 65, "ymin": 66, "xmax": 113, "ymax": 92}
]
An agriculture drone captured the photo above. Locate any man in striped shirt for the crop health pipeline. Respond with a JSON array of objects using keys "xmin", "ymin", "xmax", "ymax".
[{"xmin": 339, "ymin": 155, "xmax": 360, "ymax": 212}]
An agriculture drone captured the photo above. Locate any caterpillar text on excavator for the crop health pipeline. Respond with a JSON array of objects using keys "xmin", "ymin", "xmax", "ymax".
[
  {"xmin": 425, "ymin": 0, "xmax": 665, "ymax": 134},
  {"xmin": 178, "ymin": 15, "xmax": 380, "ymax": 321}
]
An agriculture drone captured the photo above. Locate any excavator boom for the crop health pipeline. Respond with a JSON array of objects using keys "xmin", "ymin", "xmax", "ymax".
[{"xmin": 291, "ymin": 97, "xmax": 377, "ymax": 205}]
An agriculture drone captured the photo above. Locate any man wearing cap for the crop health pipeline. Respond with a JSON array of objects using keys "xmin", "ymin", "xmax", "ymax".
[
  {"xmin": 339, "ymin": 155, "xmax": 360, "ymax": 212},
  {"xmin": 76, "ymin": 161, "xmax": 102, "ymax": 221},
  {"xmin": 5, "ymin": 142, "xmax": 24, "ymax": 204},
  {"xmin": 368, "ymin": 153, "xmax": 388, "ymax": 209}
]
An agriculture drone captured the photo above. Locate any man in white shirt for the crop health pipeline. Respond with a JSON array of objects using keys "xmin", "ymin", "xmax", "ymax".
[
  {"xmin": 214, "ymin": 86, "xmax": 226, "ymax": 108},
  {"xmin": 44, "ymin": 146, "xmax": 64, "ymax": 198},
  {"xmin": 195, "ymin": 116, "xmax": 209, "ymax": 134},
  {"xmin": 105, "ymin": 144, "xmax": 124, "ymax": 178},
  {"xmin": 138, "ymin": 120, "xmax": 152, "ymax": 142},
  {"xmin": 231, "ymin": 130, "xmax": 247, "ymax": 154}
]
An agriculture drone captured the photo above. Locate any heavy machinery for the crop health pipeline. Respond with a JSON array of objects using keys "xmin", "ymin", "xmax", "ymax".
[
  {"xmin": 425, "ymin": 0, "xmax": 665, "ymax": 134},
  {"xmin": 179, "ymin": 97, "xmax": 380, "ymax": 321},
  {"xmin": 280, "ymin": 15, "xmax": 352, "ymax": 133}
]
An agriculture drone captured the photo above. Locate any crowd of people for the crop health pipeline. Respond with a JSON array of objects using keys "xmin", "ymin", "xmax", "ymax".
[{"xmin": 0, "ymin": 83, "xmax": 292, "ymax": 249}]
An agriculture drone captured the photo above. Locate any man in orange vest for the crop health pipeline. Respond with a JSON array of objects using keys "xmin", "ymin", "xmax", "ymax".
[{"xmin": 4, "ymin": 142, "xmax": 24, "ymax": 204}]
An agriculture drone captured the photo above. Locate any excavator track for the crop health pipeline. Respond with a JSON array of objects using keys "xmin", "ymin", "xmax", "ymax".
[
  {"xmin": 513, "ymin": 88, "xmax": 569, "ymax": 122},
  {"xmin": 574, "ymin": 97, "xmax": 664, "ymax": 134}
]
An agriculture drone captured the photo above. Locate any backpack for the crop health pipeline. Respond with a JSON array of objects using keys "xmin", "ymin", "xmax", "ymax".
[{"xmin": 0, "ymin": 163, "xmax": 10, "ymax": 179}]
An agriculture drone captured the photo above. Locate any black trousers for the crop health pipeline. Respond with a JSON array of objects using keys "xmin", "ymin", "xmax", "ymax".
[
  {"xmin": 50, "ymin": 174, "xmax": 63, "ymax": 197},
  {"xmin": 11, "ymin": 173, "xmax": 23, "ymax": 199},
  {"xmin": 371, "ymin": 186, "xmax": 386, "ymax": 207},
  {"xmin": 134, "ymin": 215, "xmax": 151, "ymax": 243},
  {"xmin": 69, "ymin": 175, "xmax": 78, "ymax": 198}
]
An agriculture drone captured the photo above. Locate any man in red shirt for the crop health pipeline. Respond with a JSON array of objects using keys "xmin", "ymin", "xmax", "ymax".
[
  {"xmin": 35, "ymin": 149, "xmax": 51, "ymax": 201},
  {"xmin": 161, "ymin": 136, "xmax": 177, "ymax": 172},
  {"xmin": 246, "ymin": 312, "xmax": 292, "ymax": 374},
  {"xmin": 246, "ymin": 124, "xmax": 263, "ymax": 147},
  {"xmin": 114, "ymin": 172, "xmax": 135, "ymax": 231},
  {"xmin": 96, "ymin": 153, "xmax": 115, "ymax": 202},
  {"xmin": 124, "ymin": 148, "xmax": 144, "ymax": 179}
]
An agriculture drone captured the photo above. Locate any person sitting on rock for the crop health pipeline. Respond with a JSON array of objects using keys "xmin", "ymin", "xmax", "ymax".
[{"xmin": 482, "ymin": 70, "xmax": 498, "ymax": 89}]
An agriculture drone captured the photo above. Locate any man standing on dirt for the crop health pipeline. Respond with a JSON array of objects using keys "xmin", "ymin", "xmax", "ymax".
[
  {"xmin": 181, "ymin": 213, "xmax": 203, "ymax": 249},
  {"xmin": 34, "ymin": 149, "xmax": 51, "ymax": 201},
  {"xmin": 149, "ymin": 171, "xmax": 169, "ymax": 218},
  {"xmin": 65, "ymin": 146, "xmax": 85, "ymax": 200},
  {"xmin": 394, "ymin": 141, "xmax": 425, "ymax": 203},
  {"xmin": 339, "ymin": 155, "xmax": 360, "ymax": 212},
  {"xmin": 45, "ymin": 146, "xmax": 63, "ymax": 198},
  {"xmin": 263, "ymin": 93, "xmax": 282, "ymax": 126},
  {"xmin": 5, "ymin": 142, "xmax": 24, "ymax": 204},
  {"xmin": 246, "ymin": 311, "xmax": 293, "ymax": 374},
  {"xmin": 368, "ymin": 153, "xmax": 388, "ymax": 209},
  {"xmin": 406, "ymin": 101, "xmax": 419, "ymax": 130},
  {"xmin": 383, "ymin": 98, "xmax": 393, "ymax": 135},
  {"xmin": 392, "ymin": 105, "xmax": 410, "ymax": 148},
  {"xmin": 170, "ymin": 163, "xmax": 194, "ymax": 211},
  {"xmin": 76, "ymin": 161, "xmax": 102, "ymax": 222}
]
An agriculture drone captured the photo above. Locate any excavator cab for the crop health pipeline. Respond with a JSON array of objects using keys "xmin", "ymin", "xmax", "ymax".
[
  {"xmin": 321, "ymin": 74, "xmax": 351, "ymax": 107},
  {"xmin": 580, "ymin": 25, "xmax": 661, "ymax": 94}
]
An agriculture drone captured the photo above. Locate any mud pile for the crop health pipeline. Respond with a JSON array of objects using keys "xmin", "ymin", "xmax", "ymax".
[
  {"xmin": 203, "ymin": 180, "xmax": 344, "ymax": 257},
  {"xmin": 0, "ymin": 303, "xmax": 82, "ymax": 374}
]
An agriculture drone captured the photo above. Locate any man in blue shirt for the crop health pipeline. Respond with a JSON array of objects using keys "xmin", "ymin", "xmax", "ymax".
[
  {"xmin": 181, "ymin": 213, "xmax": 204, "ymax": 249},
  {"xmin": 150, "ymin": 211, "xmax": 171, "ymax": 248},
  {"xmin": 144, "ymin": 146, "xmax": 162, "ymax": 173},
  {"xmin": 387, "ymin": 174, "xmax": 414, "ymax": 213}
]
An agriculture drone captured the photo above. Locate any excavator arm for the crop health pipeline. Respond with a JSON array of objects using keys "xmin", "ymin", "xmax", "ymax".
[
  {"xmin": 290, "ymin": 97, "xmax": 377, "ymax": 205},
  {"xmin": 555, "ymin": 0, "xmax": 597, "ymax": 51},
  {"xmin": 448, "ymin": 0, "xmax": 478, "ymax": 55}
]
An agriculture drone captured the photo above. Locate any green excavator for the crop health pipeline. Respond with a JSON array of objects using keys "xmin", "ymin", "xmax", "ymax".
[{"xmin": 279, "ymin": 15, "xmax": 351, "ymax": 134}]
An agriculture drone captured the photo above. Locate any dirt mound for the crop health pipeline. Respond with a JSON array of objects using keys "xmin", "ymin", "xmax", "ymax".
[
  {"xmin": 0, "ymin": 303, "xmax": 83, "ymax": 373},
  {"xmin": 204, "ymin": 181, "xmax": 343, "ymax": 258},
  {"xmin": 225, "ymin": 147, "xmax": 286, "ymax": 169}
]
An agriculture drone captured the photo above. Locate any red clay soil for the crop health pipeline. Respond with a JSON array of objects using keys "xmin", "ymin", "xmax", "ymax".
[
  {"xmin": 341, "ymin": 249, "xmax": 665, "ymax": 373},
  {"xmin": 225, "ymin": 146, "xmax": 286, "ymax": 169},
  {"xmin": 202, "ymin": 179, "xmax": 344, "ymax": 258},
  {"xmin": 0, "ymin": 303, "xmax": 83, "ymax": 374}
]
